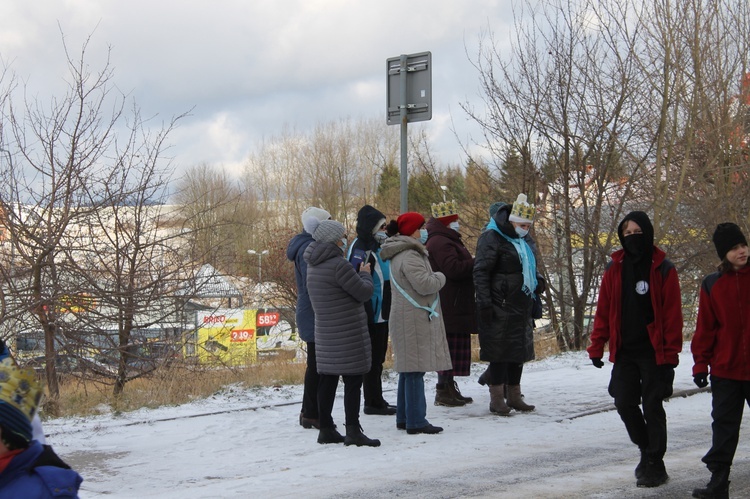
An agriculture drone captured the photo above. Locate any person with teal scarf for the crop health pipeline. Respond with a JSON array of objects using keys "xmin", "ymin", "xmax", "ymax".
[{"xmin": 473, "ymin": 194, "xmax": 545, "ymax": 415}]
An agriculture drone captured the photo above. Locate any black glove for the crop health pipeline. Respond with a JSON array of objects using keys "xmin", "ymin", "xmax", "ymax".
[
  {"xmin": 535, "ymin": 276, "xmax": 546, "ymax": 295},
  {"xmin": 660, "ymin": 364, "xmax": 676, "ymax": 399},
  {"xmin": 694, "ymin": 373, "xmax": 709, "ymax": 388},
  {"xmin": 591, "ymin": 358, "xmax": 604, "ymax": 369},
  {"xmin": 480, "ymin": 307, "xmax": 493, "ymax": 325}
]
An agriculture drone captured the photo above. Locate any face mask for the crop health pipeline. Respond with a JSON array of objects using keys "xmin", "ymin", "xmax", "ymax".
[
  {"xmin": 419, "ymin": 228, "xmax": 428, "ymax": 244},
  {"xmin": 623, "ymin": 233, "xmax": 646, "ymax": 258},
  {"xmin": 449, "ymin": 221, "xmax": 460, "ymax": 232},
  {"xmin": 515, "ymin": 226, "xmax": 529, "ymax": 238},
  {"xmin": 375, "ymin": 231, "xmax": 387, "ymax": 244},
  {"xmin": 340, "ymin": 238, "xmax": 348, "ymax": 253}
]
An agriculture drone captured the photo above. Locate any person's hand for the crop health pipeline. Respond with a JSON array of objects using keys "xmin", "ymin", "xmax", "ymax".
[
  {"xmin": 535, "ymin": 277, "xmax": 546, "ymax": 295},
  {"xmin": 694, "ymin": 373, "xmax": 709, "ymax": 388},
  {"xmin": 660, "ymin": 364, "xmax": 676, "ymax": 398},
  {"xmin": 591, "ymin": 358, "xmax": 604, "ymax": 368},
  {"xmin": 359, "ymin": 262, "xmax": 371, "ymax": 274},
  {"xmin": 480, "ymin": 307, "xmax": 493, "ymax": 325}
]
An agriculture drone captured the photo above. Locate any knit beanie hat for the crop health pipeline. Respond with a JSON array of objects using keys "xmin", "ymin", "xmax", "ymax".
[
  {"xmin": 713, "ymin": 222, "xmax": 748, "ymax": 261},
  {"xmin": 508, "ymin": 194, "xmax": 535, "ymax": 224},
  {"xmin": 313, "ymin": 220, "xmax": 346, "ymax": 244},
  {"xmin": 0, "ymin": 358, "xmax": 42, "ymax": 445},
  {"xmin": 431, "ymin": 200, "xmax": 459, "ymax": 226},
  {"xmin": 397, "ymin": 212, "xmax": 425, "ymax": 236},
  {"xmin": 301, "ymin": 207, "xmax": 331, "ymax": 234}
]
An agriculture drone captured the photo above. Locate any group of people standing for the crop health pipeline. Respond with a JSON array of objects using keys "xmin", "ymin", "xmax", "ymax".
[
  {"xmin": 286, "ymin": 195, "xmax": 750, "ymax": 499},
  {"xmin": 285, "ymin": 193, "xmax": 546, "ymax": 443}
]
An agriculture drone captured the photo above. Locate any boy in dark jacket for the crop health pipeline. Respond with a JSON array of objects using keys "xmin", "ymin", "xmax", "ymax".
[
  {"xmin": 588, "ymin": 211, "xmax": 683, "ymax": 488},
  {"xmin": 691, "ymin": 222, "xmax": 750, "ymax": 499}
]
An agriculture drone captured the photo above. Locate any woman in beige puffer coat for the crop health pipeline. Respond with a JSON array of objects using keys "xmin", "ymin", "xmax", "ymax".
[{"xmin": 380, "ymin": 212, "xmax": 452, "ymax": 435}]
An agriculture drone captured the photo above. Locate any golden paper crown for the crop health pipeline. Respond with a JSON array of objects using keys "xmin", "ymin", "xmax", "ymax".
[
  {"xmin": 509, "ymin": 193, "xmax": 535, "ymax": 222},
  {"xmin": 0, "ymin": 358, "xmax": 42, "ymax": 423},
  {"xmin": 431, "ymin": 200, "xmax": 458, "ymax": 219}
]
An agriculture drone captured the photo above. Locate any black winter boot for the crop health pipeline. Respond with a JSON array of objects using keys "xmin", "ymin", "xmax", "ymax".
[
  {"xmin": 435, "ymin": 383, "xmax": 466, "ymax": 407},
  {"xmin": 452, "ymin": 381, "xmax": 473, "ymax": 404},
  {"xmin": 317, "ymin": 426, "xmax": 345, "ymax": 444},
  {"xmin": 692, "ymin": 466, "xmax": 730, "ymax": 499},
  {"xmin": 636, "ymin": 458, "xmax": 669, "ymax": 487},
  {"xmin": 344, "ymin": 425, "xmax": 381, "ymax": 447},
  {"xmin": 634, "ymin": 448, "xmax": 648, "ymax": 479},
  {"xmin": 478, "ymin": 366, "xmax": 490, "ymax": 386}
]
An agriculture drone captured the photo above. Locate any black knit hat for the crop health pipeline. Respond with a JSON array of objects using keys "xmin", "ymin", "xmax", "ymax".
[{"xmin": 712, "ymin": 223, "xmax": 748, "ymax": 261}]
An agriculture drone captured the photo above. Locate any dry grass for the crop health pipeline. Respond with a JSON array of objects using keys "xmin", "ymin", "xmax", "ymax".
[{"xmin": 47, "ymin": 333, "xmax": 561, "ymax": 419}]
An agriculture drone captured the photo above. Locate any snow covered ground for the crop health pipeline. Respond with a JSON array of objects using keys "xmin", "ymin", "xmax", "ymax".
[{"xmin": 42, "ymin": 343, "xmax": 750, "ymax": 498}]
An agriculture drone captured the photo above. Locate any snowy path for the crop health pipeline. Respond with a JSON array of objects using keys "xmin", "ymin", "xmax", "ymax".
[{"xmin": 44, "ymin": 348, "xmax": 750, "ymax": 498}]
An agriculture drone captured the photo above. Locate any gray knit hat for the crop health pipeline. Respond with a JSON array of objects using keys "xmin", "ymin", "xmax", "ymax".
[
  {"xmin": 301, "ymin": 206, "xmax": 331, "ymax": 234},
  {"xmin": 313, "ymin": 220, "xmax": 346, "ymax": 244}
]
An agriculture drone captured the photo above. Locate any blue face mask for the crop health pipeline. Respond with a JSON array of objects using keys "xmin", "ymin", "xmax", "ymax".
[
  {"xmin": 375, "ymin": 231, "xmax": 387, "ymax": 245},
  {"xmin": 340, "ymin": 238, "xmax": 348, "ymax": 253},
  {"xmin": 419, "ymin": 228, "xmax": 428, "ymax": 244}
]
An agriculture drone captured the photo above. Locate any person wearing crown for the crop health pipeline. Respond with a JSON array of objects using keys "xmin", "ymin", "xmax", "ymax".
[
  {"xmin": 0, "ymin": 357, "xmax": 83, "ymax": 496},
  {"xmin": 425, "ymin": 200, "xmax": 476, "ymax": 407},
  {"xmin": 473, "ymin": 194, "xmax": 545, "ymax": 416}
]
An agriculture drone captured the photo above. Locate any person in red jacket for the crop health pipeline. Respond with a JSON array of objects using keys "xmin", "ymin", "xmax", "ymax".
[
  {"xmin": 587, "ymin": 211, "xmax": 683, "ymax": 488},
  {"xmin": 691, "ymin": 222, "xmax": 750, "ymax": 499}
]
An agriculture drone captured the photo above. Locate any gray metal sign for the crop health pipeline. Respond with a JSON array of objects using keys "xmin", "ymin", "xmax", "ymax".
[{"xmin": 386, "ymin": 51, "xmax": 432, "ymax": 125}]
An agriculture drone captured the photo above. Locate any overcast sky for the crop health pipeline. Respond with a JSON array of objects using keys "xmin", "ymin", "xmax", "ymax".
[{"xmin": 0, "ymin": 1, "xmax": 514, "ymax": 178}]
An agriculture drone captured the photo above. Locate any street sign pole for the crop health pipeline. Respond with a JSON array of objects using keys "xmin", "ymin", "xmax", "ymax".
[
  {"xmin": 386, "ymin": 51, "xmax": 432, "ymax": 214},
  {"xmin": 399, "ymin": 55, "xmax": 408, "ymax": 212}
]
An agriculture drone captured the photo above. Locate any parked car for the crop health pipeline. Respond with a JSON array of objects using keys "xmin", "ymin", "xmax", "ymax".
[{"xmin": 24, "ymin": 354, "xmax": 82, "ymax": 375}]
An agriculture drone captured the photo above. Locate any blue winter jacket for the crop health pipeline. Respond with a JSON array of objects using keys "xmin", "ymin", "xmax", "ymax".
[
  {"xmin": 286, "ymin": 231, "xmax": 316, "ymax": 343},
  {"xmin": 0, "ymin": 440, "xmax": 82, "ymax": 497}
]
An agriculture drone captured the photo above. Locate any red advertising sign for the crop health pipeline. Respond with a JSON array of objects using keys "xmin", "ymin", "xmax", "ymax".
[
  {"xmin": 256, "ymin": 312, "xmax": 280, "ymax": 327},
  {"xmin": 231, "ymin": 329, "xmax": 254, "ymax": 342}
]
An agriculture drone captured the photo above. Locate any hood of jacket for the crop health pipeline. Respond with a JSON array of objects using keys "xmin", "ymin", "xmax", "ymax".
[
  {"xmin": 355, "ymin": 205, "xmax": 386, "ymax": 251},
  {"xmin": 490, "ymin": 203, "xmax": 518, "ymax": 238},
  {"xmin": 304, "ymin": 240, "xmax": 345, "ymax": 267},
  {"xmin": 426, "ymin": 216, "xmax": 462, "ymax": 243},
  {"xmin": 380, "ymin": 234, "xmax": 427, "ymax": 261},
  {"xmin": 286, "ymin": 231, "xmax": 314, "ymax": 261},
  {"xmin": 617, "ymin": 211, "xmax": 654, "ymax": 249}
]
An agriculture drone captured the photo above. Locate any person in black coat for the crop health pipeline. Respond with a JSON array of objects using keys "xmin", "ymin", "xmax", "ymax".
[
  {"xmin": 473, "ymin": 194, "xmax": 544, "ymax": 416},
  {"xmin": 425, "ymin": 200, "xmax": 476, "ymax": 407},
  {"xmin": 348, "ymin": 205, "xmax": 396, "ymax": 416}
]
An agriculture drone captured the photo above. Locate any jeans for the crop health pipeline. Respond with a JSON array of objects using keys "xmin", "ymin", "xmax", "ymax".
[{"xmin": 396, "ymin": 372, "xmax": 427, "ymax": 430}]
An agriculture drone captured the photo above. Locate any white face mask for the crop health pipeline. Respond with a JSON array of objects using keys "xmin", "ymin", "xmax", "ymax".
[
  {"xmin": 515, "ymin": 226, "xmax": 529, "ymax": 238},
  {"xmin": 449, "ymin": 221, "xmax": 460, "ymax": 232},
  {"xmin": 375, "ymin": 231, "xmax": 387, "ymax": 244}
]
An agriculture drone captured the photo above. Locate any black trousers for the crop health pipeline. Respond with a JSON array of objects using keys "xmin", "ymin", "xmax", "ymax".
[
  {"xmin": 609, "ymin": 355, "xmax": 669, "ymax": 459},
  {"xmin": 488, "ymin": 362, "xmax": 523, "ymax": 385},
  {"xmin": 318, "ymin": 374, "xmax": 363, "ymax": 429},
  {"xmin": 703, "ymin": 376, "xmax": 750, "ymax": 469},
  {"xmin": 363, "ymin": 322, "xmax": 389, "ymax": 408},
  {"xmin": 301, "ymin": 342, "xmax": 319, "ymax": 419}
]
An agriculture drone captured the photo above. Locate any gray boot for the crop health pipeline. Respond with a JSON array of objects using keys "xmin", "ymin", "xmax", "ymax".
[
  {"xmin": 506, "ymin": 384, "xmax": 535, "ymax": 412},
  {"xmin": 489, "ymin": 384, "xmax": 511, "ymax": 416}
]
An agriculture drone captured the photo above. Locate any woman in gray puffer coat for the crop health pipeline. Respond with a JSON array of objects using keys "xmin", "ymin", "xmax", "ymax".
[
  {"xmin": 380, "ymin": 212, "xmax": 452, "ymax": 435},
  {"xmin": 304, "ymin": 220, "xmax": 380, "ymax": 447}
]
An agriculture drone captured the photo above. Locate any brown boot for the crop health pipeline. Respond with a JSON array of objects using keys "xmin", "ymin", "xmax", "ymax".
[
  {"xmin": 435, "ymin": 383, "xmax": 466, "ymax": 407},
  {"xmin": 451, "ymin": 381, "xmax": 473, "ymax": 404},
  {"xmin": 489, "ymin": 384, "xmax": 511, "ymax": 416},
  {"xmin": 506, "ymin": 384, "xmax": 535, "ymax": 412}
]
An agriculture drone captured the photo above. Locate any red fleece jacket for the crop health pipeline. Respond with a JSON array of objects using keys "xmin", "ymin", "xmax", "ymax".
[
  {"xmin": 587, "ymin": 246, "xmax": 683, "ymax": 365},
  {"xmin": 692, "ymin": 265, "xmax": 750, "ymax": 380}
]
